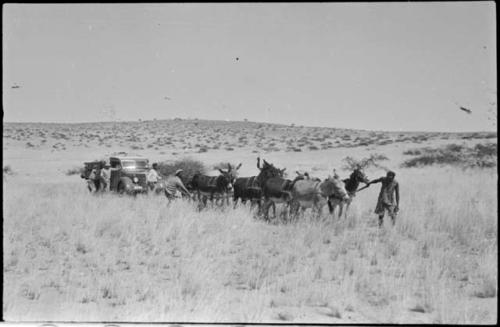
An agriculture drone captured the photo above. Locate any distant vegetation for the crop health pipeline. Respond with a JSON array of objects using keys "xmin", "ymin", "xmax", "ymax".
[
  {"xmin": 66, "ymin": 167, "xmax": 84, "ymax": 176},
  {"xmin": 401, "ymin": 143, "xmax": 497, "ymax": 168},
  {"xmin": 2, "ymin": 120, "xmax": 497, "ymax": 155},
  {"xmin": 341, "ymin": 153, "xmax": 389, "ymax": 171},
  {"xmin": 3, "ymin": 165, "xmax": 14, "ymax": 176}
]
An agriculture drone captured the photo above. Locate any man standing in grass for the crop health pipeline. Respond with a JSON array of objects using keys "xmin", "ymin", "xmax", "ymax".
[
  {"xmin": 367, "ymin": 171, "xmax": 400, "ymax": 227},
  {"xmin": 164, "ymin": 169, "xmax": 191, "ymax": 200},
  {"xmin": 147, "ymin": 163, "xmax": 162, "ymax": 191},
  {"xmin": 87, "ymin": 163, "xmax": 103, "ymax": 192},
  {"xmin": 86, "ymin": 167, "xmax": 98, "ymax": 192},
  {"xmin": 100, "ymin": 162, "xmax": 111, "ymax": 192}
]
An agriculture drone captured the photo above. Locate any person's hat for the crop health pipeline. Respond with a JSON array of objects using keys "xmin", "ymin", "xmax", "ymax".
[
  {"xmin": 175, "ymin": 169, "xmax": 183, "ymax": 176},
  {"xmin": 387, "ymin": 170, "xmax": 396, "ymax": 177},
  {"xmin": 152, "ymin": 163, "xmax": 158, "ymax": 168}
]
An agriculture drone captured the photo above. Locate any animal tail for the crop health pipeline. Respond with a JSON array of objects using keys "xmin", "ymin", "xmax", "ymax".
[{"xmin": 286, "ymin": 175, "xmax": 305, "ymax": 191}]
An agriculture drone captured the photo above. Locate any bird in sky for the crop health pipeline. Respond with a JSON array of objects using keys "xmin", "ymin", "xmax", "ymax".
[
  {"xmin": 164, "ymin": 96, "xmax": 172, "ymax": 100},
  {"xmin": 459, "ymin": 106, "xmax": 472, "ymax": 114},
  {"xmin": 11, "ymin": 84, "xmax": 21, "ymax": 89}
]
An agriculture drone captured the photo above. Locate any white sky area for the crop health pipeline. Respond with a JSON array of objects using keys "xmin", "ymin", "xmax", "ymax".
[{"xmin": 2, "ymin": 3, "xmax": 497, "ymax": 132}]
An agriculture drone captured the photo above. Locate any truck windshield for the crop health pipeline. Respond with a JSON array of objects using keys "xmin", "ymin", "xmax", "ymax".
[{"xmin": 121, "ymin": 160, "xmax": 149, "ymax": 169}]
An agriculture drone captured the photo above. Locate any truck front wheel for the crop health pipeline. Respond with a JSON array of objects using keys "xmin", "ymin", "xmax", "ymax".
[{"xmin": 117, "ymin": 182, "xmax": 127, "ymax": 195}]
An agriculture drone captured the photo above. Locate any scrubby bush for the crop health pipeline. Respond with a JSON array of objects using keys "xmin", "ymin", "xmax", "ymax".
[
  {"xmin": 402, "ymin": 153, "xmax": 461, "ymax": 167},
  {"xmin": 157, "ymin": 157, "xmax": 207, "ymax": 186},
  {"xmin": 342, "ymin": 153, "xmax": 389, "ymax": 171},
  {"xmin": 474, "ymin": 143, "xmax": 497, "ymax": 156},
  {"xmin": 66, "ymin": 167, "xmax": 83, "ymax": 176},
  {"xmin": 377, "ymin": 140, "xmax": 393, "ymax": 146},
  {"xmin": 401, "ymin": 143, "xmax": 497, "ymax": 168},
  {"xmin": 403, "ymin": 148, "xmax": 424, "ymax": 156},
  {"xmin": 483, "ymin": 133, "xmax": 496, "ymax": 139},
  {"xmin": 130, "ymin": 145, "xmax": 143, "ymax": 150},
  {"xmin": 309, "ymin": 145, "xmax": 319, "ymax": 151},
  {"xmin": 3, "ymin": 165, "xmax": 14, "ymax": 175},
  {"xmin": 370, "ymin": 153, "xmax": 389, "ymax": 161}
]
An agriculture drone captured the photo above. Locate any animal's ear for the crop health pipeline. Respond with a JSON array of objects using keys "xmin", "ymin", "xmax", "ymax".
[
  {"xmin": 227, "ymin": 163, "xmax": 232, "ymax": 171},
  {"xmin": 236, "ymin": 163, "xmax": 242, "ymax": 170},
  {"xmin": 219, "ymin": 169, "xmax": 225, "ymax": 174}
]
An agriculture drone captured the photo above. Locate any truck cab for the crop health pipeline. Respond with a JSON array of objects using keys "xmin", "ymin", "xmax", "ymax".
[{"xmin": 109, "ymin": 156, "xmax": 150, "ymax": 194}]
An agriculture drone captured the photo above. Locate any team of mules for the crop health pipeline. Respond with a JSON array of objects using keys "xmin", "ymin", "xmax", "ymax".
[
  {"xmin": 189, "ymin": 157, "xmax": 370, "ymax": 221},
  {"xmin": 83, "ymin": 157, "xmax": 368, "ymax": 220}
]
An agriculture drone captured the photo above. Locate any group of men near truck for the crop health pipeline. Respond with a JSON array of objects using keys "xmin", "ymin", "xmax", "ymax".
[
  {"xmin": 86, "ymin": 162, "xmax": 191, "ymax": 199},
  {"xmin": 86, "ymin": 163, "xmax": 110, "ymax": 192}
]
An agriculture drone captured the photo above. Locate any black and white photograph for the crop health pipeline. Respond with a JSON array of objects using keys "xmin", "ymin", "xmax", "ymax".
[{"xmin": 2, "ymin": 2, "xmax": 497, "ymax": 324}]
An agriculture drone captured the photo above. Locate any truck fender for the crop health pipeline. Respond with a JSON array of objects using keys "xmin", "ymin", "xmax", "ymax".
[{"xmin": 118, "ymin": 177, "xmax": 133, "ymax": 194}]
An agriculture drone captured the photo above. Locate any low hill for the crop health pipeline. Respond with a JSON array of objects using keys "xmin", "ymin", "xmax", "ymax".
[{"xmin": 3, "ymin": 119, "xmax": 496, "ymax": 154}]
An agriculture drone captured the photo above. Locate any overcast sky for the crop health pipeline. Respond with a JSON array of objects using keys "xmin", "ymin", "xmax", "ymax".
[{"xmin": 3, "ymin": 3, "xmax": 497, "ymax": 132}]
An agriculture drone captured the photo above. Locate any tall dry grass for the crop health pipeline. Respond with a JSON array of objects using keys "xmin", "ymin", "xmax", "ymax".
[{"xmin": 3, "ymin": 166, "xmax": 497, "ymax": 323}]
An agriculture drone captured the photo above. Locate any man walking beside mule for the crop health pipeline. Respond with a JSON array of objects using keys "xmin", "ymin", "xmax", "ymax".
[{"xmin": 367, "ymin": 171, "xmax": 400, "ymax": 227}]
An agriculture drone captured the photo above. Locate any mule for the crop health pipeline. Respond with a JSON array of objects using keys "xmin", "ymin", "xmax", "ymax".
[
  {"xmin": 328, "ymin": 168, "xmax": 369, "ymax": 218},
  {"xmin": 255, "ymin": 158, "xmax": 301, "ymax": 222},
  {"xmin": 232, "ymin": 158, "xmax": 267, "ymax": 211},
  {"xmin": 233, "ymin": 176, "xmax": 262, "ymax": 209},
  {"xmin": 190, "ymin": 163, "xmax": 241, "ymax": 208},
  {"xmin": 290, "ymin": 175, "xmax": 349, "ymax": 220}
]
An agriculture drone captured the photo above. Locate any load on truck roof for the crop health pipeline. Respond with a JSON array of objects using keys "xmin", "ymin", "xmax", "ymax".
[{"xmin": 110, "ymin": 156, "xmax": 148, "ymax": 161}]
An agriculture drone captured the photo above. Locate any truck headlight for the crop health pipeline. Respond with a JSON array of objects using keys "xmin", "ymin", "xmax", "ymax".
[{"xmin": 133, "ymin": 177, "xmax": 139, "ymax": 183}]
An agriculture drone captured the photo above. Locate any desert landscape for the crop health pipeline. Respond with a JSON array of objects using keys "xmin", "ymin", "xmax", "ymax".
[{"xmin": 3, "ymin": 119, "xmax": 497, "ymax": 323}]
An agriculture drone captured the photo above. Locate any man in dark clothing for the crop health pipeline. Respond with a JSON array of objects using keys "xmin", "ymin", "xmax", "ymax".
[
  {"xmin": 89, "ymin": 164, "xmax": 103, "ymax": 192},
  {"xmin": 367, "ymin": 171, "xmax": 400, "ymax": 227}
]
